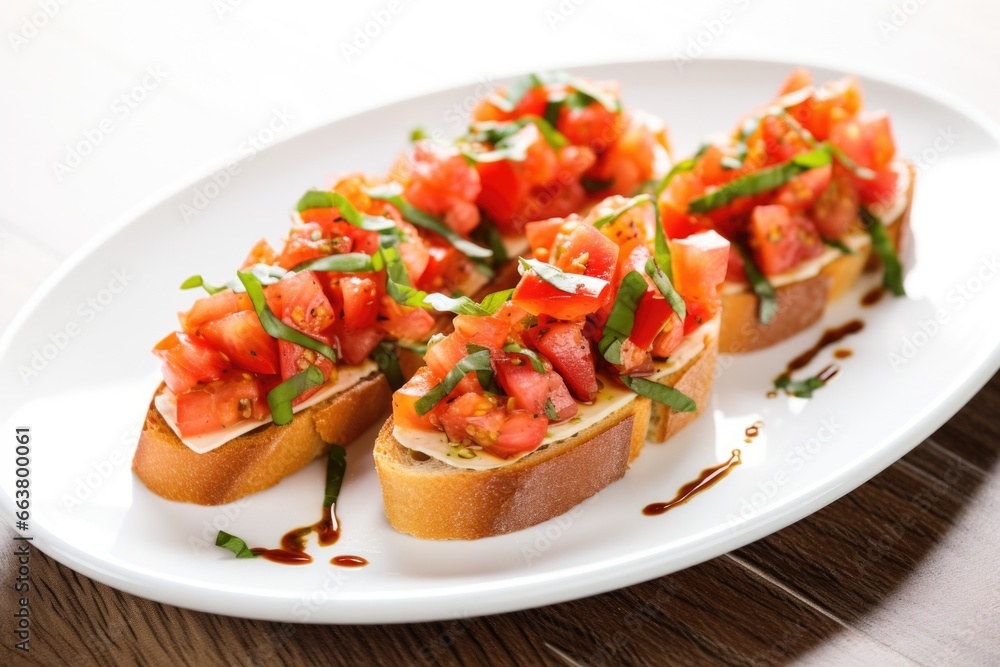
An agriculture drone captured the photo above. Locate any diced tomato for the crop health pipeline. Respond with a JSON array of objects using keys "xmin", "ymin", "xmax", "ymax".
[
  {"xmin": 557, "ymin": 98, "xmax": 623, "ymax": 151},
  {"xmin": 327, "ymin": 221, "xmax": 381, "ymax": 257},
  {"xmin": 658, "ymin": 171, "xmax": 707, "ymax": 240},
  {"xmin": 683, "ymin": 294, "xmax": 721, "ymax": 334},
  {"xmin": 396, "ymin": 220, "xmax": 431, "ymax": 284},
  {"xmin": 519, "ymin": 125, "xmax": 559, "ymax": 187},
  {"xmin": 153, "ymin": 332, "xmax": 231, "ymax": 395},
  {"xmin": 775, "ymin": 165, "xmax": 832, "ymax": 212},
  {"xmin": 651, "ymin": 313, "xmax": 684, "ymax": 358},
  {"xmin": 180, "ymin": 289, "xmax": 248, "ymax": 335},
  {"xmin": 424, "ymin": 334, "xmax": 470, "ymax": 380},
  {"xmin": 199, "ymin": 310, "xmax": 280, "ymax": 375},
  {"xmin": 494, "ymin": 355, "xmax": 550, "ymax": 414},
  {"xmin": 749, "ymin": 206, "xmax": 824, "ymax": 276},
  {"xmin": 784, "ymin": 75, "xmax": 863, "ymax": 141},
  {"xmin": 595, "ymin": 199, "xmax": 649, "ymax": 249},
  {"xmin": 777, "ymin": 67, "xmax": 813, "ymax": 97},
  {"xmin": 525, "ymin": 217, "xmax": 567, "ymax": 257},
  {"xmin": 512, "ymin": 273, "xmax": 610, "ymax": 320},
  {"xmin": 241, "ymin": 239, "xmax": 278, "ymax": 269},
  {"xmin": 379, "ymin": 297, "xmax": 436, "ymax": 341},
  {"xmin": 333, "ymin": 324, "xmax": 383, "ymax": 366},
  {"xmin": 545, "ymin": 372, "xmax": 578, "ymax": 421},
  {"xmin": 854, "ymin": 166, "xmax": 899, "ymax": 207},
  {"xmin": 613, "ymin": 339, "xmax": 653, "ymax": 377},
  {"xmin": 630, "ymin": 291, "xmax": 675, "ymax": 350},
  {"xmin": 175, "ymin": 376, "xmax": 267, "ymax": 437},
  {"xmin": 493, "ymin": 411, "xmax": 548, "ymax": 458},
  {"xmin": 811, "ymin": 168, "xmax": 861, "ymax": 239},
  {"xmin": 829, "ymin": 111, "xmax": 896, "ymax": 172},
  {"xmin": 265, "ymin": 271, "xmax": 336, "ymax": 335},
  {"xmin": 453, "ymin": 314, "xmax": 510, "ymax": 349},
  {"xmin": 526, "ymin": 321, "xmax": 598, "ymax": 402},
  {"xmin": 472, "ymin": 84, "xmax": 549, "ymax": 122},
  {"xmin": 669, "ymin": 230, "xmax": 730, "ymax": 301},
  {"xmin": 278, "ymin": 335, "xmax": 336, "ymax": 402},
  {"xmin": 726, "ymin": 246, "xmax": 748, "ymax": 283},
  {"xmin": 340, "ymin": 276, "xmax": 379, "ymax": 331},
  {"xmin": 439, "ymin": 393, "xmax": 506, "ymax": 446},
  {"xmin": 392, "ymin": 367, "xmax": 442, "ymax": 430},
  {"xmin": 552, "ymin": 223, "xmax": 619, "ymax": 282},
  {"xmin": 401, "ymin": 141, "xmax": 482, "ymax": 235},
  {"xmin": 476, "ymin": 160, "xmax": 528, "ymax": 235}
]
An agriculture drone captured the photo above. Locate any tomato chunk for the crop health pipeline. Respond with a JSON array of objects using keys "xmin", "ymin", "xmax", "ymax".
[
  {"xmin": 493, "ymin": 411, "xmax": 548, "ymax": 458},
  {"xmin": 512, "ymin": 273, "xmax": 610, "ymax": 320},
  {"xmin": 175, "ymin": 376, "xmax": 267, "ymax": 438},
  {"xmin": 393, "ymin": 367, "xmax": 441, "ymax": 430},
  {"xmin": 494, "ymin": 356, "xmax": 550, "ymax": 414},
  {"xmin": 340, "ymin": 276, "xmax": 379, "ymax": 331},
  {"xmin": 200, "ymin": 310, "xmax": 280, "ymax": 375},
  {"xmin": 553, "ymin": 223, "xmax": 619, "ymax": 283},
  {"xmin": 153, "ymin": 332, "xmax": 231, "ymax": 395},
  {"xmin": 526, "ymin": 321, "xmax": 598, "ymax": 402},
  {"xmin": 669, "ymin": 230, "xmax": 730, "ymax": 301}
]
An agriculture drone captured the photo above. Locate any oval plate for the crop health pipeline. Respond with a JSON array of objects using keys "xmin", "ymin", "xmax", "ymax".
[{"xmin": 3, "ymin": 58, "xmax": 999, "ymax": 623}]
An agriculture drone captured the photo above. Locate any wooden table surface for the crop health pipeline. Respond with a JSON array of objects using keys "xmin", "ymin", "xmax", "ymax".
[{"xmin": 2, "ymin": 371, "xmax": 997, "ymax": 666}]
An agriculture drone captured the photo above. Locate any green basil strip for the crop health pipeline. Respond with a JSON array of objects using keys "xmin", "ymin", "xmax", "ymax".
[
  {"xmin": 544, "ymin": 397, "xmax": 558, "ymax": 420},
  {"xmin": 414, "ymin": 350, "xmax": 493, "ymax": 415},
  {"xmin": 645, "ymin": 258, "xmax": 686, "ymax": 322},
  {"xmin": 464, "ymin": 116, "xmax": 568, "ymax": 160},
  {"xmin": 735, "ymin": 244, "xmax": 779, "ymax": 326},
  {"xmin": 410, "ymin": 127, "xmax": 428, "ymax": 142},
  {"xmin": 180, "ymin": 274, "xmax": 226, "ymax": 295},
  {"xmin": 518, "ymin": 257, "xmax": 609, "ymax": 297},
  {"xmin": 502, "ymin": 344, "xmax": 546, "ymax": 373},
  {"xmin": 620, "ymin": 375, "xmax": 697, "ymax": 412},
  {"xmin": 292, "ymin": 253, "xmax": 375, "ymax": 273},
  {"xmin": 372, "ymin": 341, "xmax": 405, "ymax": 391},
  {"xmin": 267, "ymin": 365, "xmax": 325, "ymax": 426},
  {"xmin": 366, "ymin": 185, "xmax": 492, "ymax": 259},
  {"xmin": 238, "ymin": 271, "xmax": 338, "ymax": 362},
  {"xmin": 296, "ymin": 190, "xmax": 402, "ymax": 244},
  {"xmin": 859, "ymin": 207, "xmax": 906, "ymax": 296},
  {"xmin": 598, "ymin": 271, "xmax": 648, "ymax": 365},
  {"xmin": 215, "ymin": 530, "xmax": 258, "ymax": 559},
  {"xmin": 821, "ymin": 237, "xmax": 854, "ymax": 255},
  {"xmin": 478, "ymin": 288, "xmax": 514, "ymax": 315},
  {"xmin": 828, "ymin": 144, "xmax": 876, "ymax": 181},
  {"xmin": 773, "ymin": 373, "xmax": 826, "ymax": 399},
  {"xmin": 687, "ymin": 146, "xmax": 833, "ymax": 214},
  {"xmin": 323, "ymin": 445, "xmax": 347, "ymax": 510}
]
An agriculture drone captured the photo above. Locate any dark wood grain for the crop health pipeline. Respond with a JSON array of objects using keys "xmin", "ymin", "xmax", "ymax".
[{"xmin": 3, "ymin": 374, "xmax": 997, "ymax": 667}]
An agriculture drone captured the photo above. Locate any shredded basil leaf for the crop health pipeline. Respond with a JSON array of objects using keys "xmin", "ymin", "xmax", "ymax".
[
  {"xmin": 215, "ymin": 531, "xmax": 258, "ymax": 559},
  {"xmin": 688, "ymin": 146, "xmax": 833, "ymax": 214},
  {"xmin": 592, "ymin": 194, "xmax": 653, "ymax": 230},
  {"xmin": 410, "ymin": 127, "xmax": 428, "ymax": 142},
  {"xmin": 859, "ymin": 207, "xmax": 906, "ymax": 296},
  {"xmin": 828, "ymin": 144, "xmax": 876, "ymax": 181},
  {"xmin": 735, "ymin": 243, "xmax": 779, "ymax": 325},
  {"xmin": 414, "ymin": 349, "xmax": 493, "ymax": 415},
  {"xmin": 821, "ymin": 237, "xmax": 854, "ymax": 255},
  {"xmin": 544, "ymin": 397, "xmax": 558, "ymax": 420},
  {"xmin": 774, "ymin": 373, "xmax": 826, "ymax": 398},
  {"xmin": 295, "ymin": 190, "xmax": 402, "ymax": 245},
  {"xmin": 645, "ymin": 258, "xmax": 686, "ymax": 321},
  {"xmin": 372, "ymin": 341, "xmax": 405, "ymax": 390},
  {"xmin": 366, "ymin": 184, "xmax": 492, "ymax": 259},
  {"xmin": 517, "ymin": 257, "xmax": 609, "ymax": 297},
  {"xmin": 478, "ymin": 288, "xmax": 514, "ymax": 314},
  {"xmin": 620, "ymin": 375, "xmax": 696, "ymax": 412},
  {"xmin": 323, "ymin": 445, "xmax": 347, "ymax": 510},
  {"xmin": 502, "ymin": 343, "xmax": 546, "ymax": 373},
  {"xmin": 267, "ymin": 365, "xmax": 325, "ymax": 426},
  {"xmin": 180, "ymin": 275, "xmax": 226, "ymax": 294},
  {"xmin": 464, "ymin": 116, "xmax": 568, "ymax": 158},
  {"xmin": 292, "ymin": 253, "xmax": 375, "ymax": 273},
  {"xmin": 598, "ymin": 271, "xmax": 648, "ymax": 365},
  {"xmin": 238, "ymin": 271, "xmax": 338, "ymax": 362}
]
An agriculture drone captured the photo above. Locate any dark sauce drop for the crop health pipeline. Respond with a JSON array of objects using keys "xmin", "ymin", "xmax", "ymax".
[
  {"xmin": 766, "ymin": 390, "xmax": 778, "ymax": 399},
  {"xmin": 833, "ymin": 348, "xmax": 853, "ymax": 359},
  {"xmin": 745, "ymin": 425, "xmax": 760, "ymax": 438},
  {"xmin": 644, "ymin": 450, "xmax": 742, "ymax": 516},
  {"xmin": 252, "ymin": 548, "xmax": 313, "ymax": 565},
  {"xmin": 861, "ymin": 286, "xmax": 885, "ymax": 307},
  {"xmin": 773, "ymin": 320, "xmax": 863, "ymax": 395},
  {"xmin": 331, "ymin": 555, "xmax": 368, "ymax": 568}
]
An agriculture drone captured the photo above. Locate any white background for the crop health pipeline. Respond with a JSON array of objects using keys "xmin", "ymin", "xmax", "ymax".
[{"xmin": 1, "ymin": 0, "xmax": 998, "ymax": 655}]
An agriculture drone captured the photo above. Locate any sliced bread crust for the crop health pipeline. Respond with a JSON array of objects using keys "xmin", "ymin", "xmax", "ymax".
[{"xmin": 133, "ymin": 372, "xmax": 391, "ymax": 505}]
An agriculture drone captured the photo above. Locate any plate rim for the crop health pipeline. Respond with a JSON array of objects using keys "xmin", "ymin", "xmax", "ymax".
[{"xmin": 3, "ymin": 55, "xmax": 1000, "ymax": 624}]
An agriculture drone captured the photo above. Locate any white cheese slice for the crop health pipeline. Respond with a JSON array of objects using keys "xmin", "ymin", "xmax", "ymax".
[
  {"xmin": 720, "ymin": 160, "xmax": 910, "ymax": 295},
  {"xmin": 393, "ymin": 316, "xmax": 720, "ymax": 471},
  {"xmin": 155, "ymin": 359, "xmax": 378, "ymax": 454}
]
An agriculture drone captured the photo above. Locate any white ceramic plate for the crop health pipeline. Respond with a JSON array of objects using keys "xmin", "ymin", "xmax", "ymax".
[{"xmin": 3, "ymin": 58, "xmax": 999, "ymax": 624}]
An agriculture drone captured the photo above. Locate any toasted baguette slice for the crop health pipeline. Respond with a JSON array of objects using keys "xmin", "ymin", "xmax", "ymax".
[
  {"xmin": 719, "ymin": 160, "xmax": 915, "ymax": 354},
  {"xmin": 373, "ymin": 332, "xmax": 718, "ymax": 540},
  {"xmin": 133, "ymin": 372, "xmax": 391, "ymax": 505}
]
